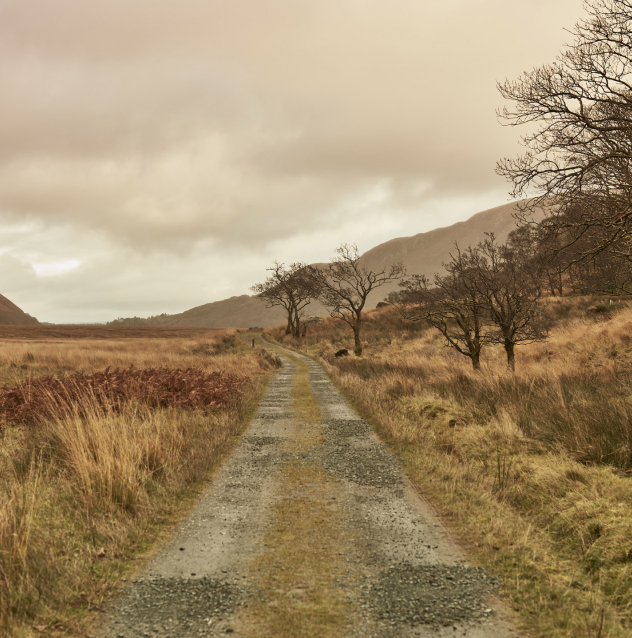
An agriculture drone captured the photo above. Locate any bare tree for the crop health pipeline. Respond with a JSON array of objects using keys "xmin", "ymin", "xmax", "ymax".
[
  {"xmin": 505, "ymin": 224, "xmax": 569, "ymax": 297},
  {"xmin": 288, "ymin": 264, "xmax": 320, "ymax": 338},
  {"xmin": 309, "ymin": 244, "xmax": 405, "ymax": 356},
  {"xmin": 390, "ymin": 249, "xmax": 490, "ymax": 370},
  {"xmin": 470, "ymin": 234, "xmax": 547, "ymax": 371},
  {"xmin": 533, "ymin": 225, "xmax": 570, "ymax": 296},
  {"xmin": 564, "ymin": 233, "xmax": 632, "ymax": 294},
  {"xmin": 392, "ymin": 234, "xmax": 546, "ymax": 371},
  {"xmin": 497, "ymin": 0, "xmax": 632, "ymax": 265},
  {"xmin": 524, "ymin": 207, "xmax": 632, "ymax": 295},
  {"xmin": 251, "ymin": 262, "xmax": 317, "ymax": 337}
]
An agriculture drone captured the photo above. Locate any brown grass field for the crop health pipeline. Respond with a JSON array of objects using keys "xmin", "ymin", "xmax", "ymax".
[
  {"xmin": 0, "ymin": 327, "xmax": 280, "ymax": 638},
  {"xmin": 267, "ymin": 297, "xmax": 632, "ymax": 638},
  {"xmin": 0, "ymin": 325, "xmax": 224, "ymax": 340}
]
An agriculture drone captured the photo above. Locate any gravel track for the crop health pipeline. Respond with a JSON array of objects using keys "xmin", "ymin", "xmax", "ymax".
[{"xmin": 99, "ymin": 344, "xmax": 522, "ymax": 638}]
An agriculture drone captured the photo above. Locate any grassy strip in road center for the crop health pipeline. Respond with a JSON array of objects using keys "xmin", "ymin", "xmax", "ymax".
[
  {"xmin": 289, "ymin": 355, "xmax": 321, "ymax": 426},
  {"xmin": 239, "ymin": 465, "xmax": 356, "ymax": 638},
  {"xmin": 238, "ymin": 347, "xmax": 361, "ymax": 637}
]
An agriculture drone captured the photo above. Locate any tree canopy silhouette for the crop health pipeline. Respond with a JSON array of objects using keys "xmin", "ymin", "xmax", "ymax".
[
  {"xmin": 497, "ymin": 0, "xmax": 632, "ymax": 269},
  {"xmin": 251, "ymin": 262, "xmax": 318, "ymax": 337}
]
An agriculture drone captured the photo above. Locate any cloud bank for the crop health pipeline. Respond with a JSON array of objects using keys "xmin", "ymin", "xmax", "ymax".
[{"xmin": 0, "ymin": 0, "xmax": 584, "ymax": 322}]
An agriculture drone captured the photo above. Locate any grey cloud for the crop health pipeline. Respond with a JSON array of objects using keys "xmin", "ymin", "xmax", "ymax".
[
  {"xmin": 0, "ymin": 0, "xmax": 584, "ymax": 249},
  {"xmin": 0, "ymin": 189, "xmax": 509, "ymax": 324},
  {"xmin": 0, "ymin": 0, "xmax": 586, "ymax": 321}
]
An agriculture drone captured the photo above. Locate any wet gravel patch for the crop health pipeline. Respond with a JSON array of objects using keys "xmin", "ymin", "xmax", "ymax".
[
  {"xmin": 243, "ymin": 435, "xmax": 282, "ymax": 449},
  {"xmin": 320, "ymin": 419, "xmax": 403, "ymax": 489},
  {"xmin": 325, "ymin": 418, "xmax": 371, "ymax": 437},
  {"xmin": 109, "ymin": 577, "xmax": 245, "ymax": 637},
  {"xmin": 256, "ymin": 411, "xmax": 291, "ymax": 420},
  {"xmin": 365, "ymin": 564, "xmax": 499, "ymax": 627}
]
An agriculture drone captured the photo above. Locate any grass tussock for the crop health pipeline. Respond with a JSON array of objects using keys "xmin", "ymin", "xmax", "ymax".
[
  {"xmin": 0, "ymin": 329, "xmax": 277, "ymax": 637},
  {"xmin": 266, "ymin": 298, "xmax": 632, "ymax": 637}
]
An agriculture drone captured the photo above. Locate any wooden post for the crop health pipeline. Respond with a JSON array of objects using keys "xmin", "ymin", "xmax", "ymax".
[{"xmin": 252, "ymin": 338, "xmax": 255, "ymax": 348}]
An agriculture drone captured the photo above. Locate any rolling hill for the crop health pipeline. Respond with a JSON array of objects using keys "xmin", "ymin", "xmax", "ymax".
[{"xmin": 110, "ymin": 200, "xmax": 540, "ymax": 329}]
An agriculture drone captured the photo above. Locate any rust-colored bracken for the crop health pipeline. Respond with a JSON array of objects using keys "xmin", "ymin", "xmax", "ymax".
[{"xmin": 0, "ymin": 366, "xmax": 246, "ymax": 427}]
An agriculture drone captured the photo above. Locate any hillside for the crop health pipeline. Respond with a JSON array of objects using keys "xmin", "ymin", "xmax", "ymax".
[
  {"xmin": 0, "ymin": 294, "xmax": 39, "ymax": 325},
  {"xmin": 149, "ymin": 295, "xmax": 290, "ymax": 329},
  {"xmin": 360, "ymin": 199, "xmax": 543, "ymax": 301},
  {"xmin": 111, "ymin": 200, "xmax": 539, "ymax": 329}
]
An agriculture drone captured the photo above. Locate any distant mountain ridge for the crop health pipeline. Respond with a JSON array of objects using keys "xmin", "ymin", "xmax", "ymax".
[
  {"xmin": 109, "ymin": 200, "xmax": 539, "ymax": 329},
  {"xmin": 109, "ymin": 295, "xmax": 290, "ymax": 329},
  {"xmin": 0, "ymin": 294, "xmax": 39, "ymax": 325}
]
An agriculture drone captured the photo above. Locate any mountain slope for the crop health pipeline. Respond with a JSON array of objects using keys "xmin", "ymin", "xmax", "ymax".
[
  {"xmin": 148, "ymin": 295, "xmax": 290, "ymax": 329},
  {"xmin": 111, "ymin": 200, "xmax": 539, "ymax": 329},
  {"xmin": 0, "ymin": 294, "xmax": 39, "ymax": 325},
  {"xmin": 360, "ymin": 199, "xmax": 544, "ymax": 302}
]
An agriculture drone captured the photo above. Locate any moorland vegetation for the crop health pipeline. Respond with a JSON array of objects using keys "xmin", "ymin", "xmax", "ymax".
[
  {"xmin": 6, "ymin": 1, "xmax": 632, "ymax": 636},
  {"xmin": 0, "ymin": 329, "xmax": 280, "ymax": 637}
]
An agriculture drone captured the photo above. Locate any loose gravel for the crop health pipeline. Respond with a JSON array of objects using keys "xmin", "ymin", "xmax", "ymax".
[
  {"xmin": 320, "ymin": 418, "xmax": 404, "ymax": 489},
  {"xmin": 108, "ymin": 578, "xmax": 244, "ymax": 638},
  {"xmin": 366, "ymin": 564, "xmax": 499, "ymax": 626}
]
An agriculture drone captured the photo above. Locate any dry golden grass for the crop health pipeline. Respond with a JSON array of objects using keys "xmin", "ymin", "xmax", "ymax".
[
  {"xmin": 0, "ymin": 328, "xmax": 243, "ymax": 385},
  {"xmin": 267, "ymin": 298, "xmax": 632, "ymax": 637},
  {"xmin": 0, "ymin": 330, "xmax": 278, "ymax": 638}
]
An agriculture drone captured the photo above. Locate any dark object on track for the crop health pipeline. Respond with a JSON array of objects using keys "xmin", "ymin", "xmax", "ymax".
[{"xmin": 334, "ymin": 349, "xmax": 349, "ymax": 357}]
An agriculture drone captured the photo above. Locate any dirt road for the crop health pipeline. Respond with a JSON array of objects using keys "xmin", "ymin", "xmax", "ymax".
[{"xmin": 100, "ymin": 345, "xmax": 521, "ymax": 637}]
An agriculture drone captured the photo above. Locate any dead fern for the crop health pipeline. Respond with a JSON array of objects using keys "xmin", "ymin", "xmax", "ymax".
[{"xmin": 0, "ymin": 366, "xmax": 247, "ymax": 428}]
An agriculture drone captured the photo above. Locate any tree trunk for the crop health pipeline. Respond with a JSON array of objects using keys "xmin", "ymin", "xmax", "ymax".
[
  {"xmin": 353, "ymin": 330, "xmax": 362, "ymax": 356},
  {"xmin": 285, "ymin": 313, "xmax": 292, "ymax": 335},
  {"xmin": 291, "ymin": 305, "xmax": 302, "ymax": 338},
  {"xmin": 504, "ymin": 338, "xmax": 516, "ymax": 372},
  {"xmin": 470, "ymin": 349, "xmax": 481, "ymax": 371},
  {"xmin": 547, "ymin": 274, "xmax": 557, "ymax": 297},
  {"xmin": 557, "ymin": 272, "xmax": 563, "ymax": 297},
  {"xmin": 353, "ymin": 317, "xmax": 362, "ymax": 356}
]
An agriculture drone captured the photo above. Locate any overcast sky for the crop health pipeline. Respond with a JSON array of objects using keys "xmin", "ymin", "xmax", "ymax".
[{"xmin": 0, "ymin": 0, "xmax": 584, "ymax": 323}]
